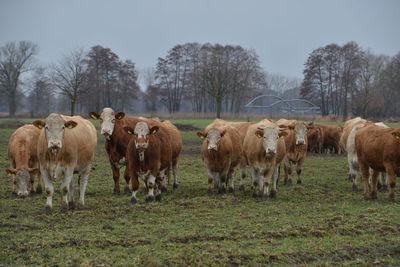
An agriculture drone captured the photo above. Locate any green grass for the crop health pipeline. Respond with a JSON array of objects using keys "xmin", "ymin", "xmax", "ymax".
[{"xmin": 0, "ymin": 119, "xmax": 399, "ymax": 266}]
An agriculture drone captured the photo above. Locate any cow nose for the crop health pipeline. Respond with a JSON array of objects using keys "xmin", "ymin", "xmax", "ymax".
[
  {"xmin": 136, "ymin": 143, "xmax": 146, "ymax": 149},
  {"xmin": 103, "ymin": 129, "xmax": 111, "ymax": 135},
  {"xmin": 266, "ymin": 148, "xmax": 276, "ymax": 155},
  {"xmin": 297, "ymin": 140, "xmax": 305, "ymax": 145},
  {"xmin": 49, "ymin": 141, "xmax": 61, "ymax": 148},
  {"xmin": 17, "ymin": 191, "xmax": 29, "ymax": 197},
  {"xmin": 208, "ymin": 145, "xmax": 217, "ymax": 151}
]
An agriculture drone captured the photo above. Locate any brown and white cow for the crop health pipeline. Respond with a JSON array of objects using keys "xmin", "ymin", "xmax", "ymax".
[
  {"xmin": 6, "ymin": 124, "xmax": 41, "ymax": 196},
  {"xmin": 197, "ymin": 120, "xmax": 242, "ymax": 193},
  {"xmin": 340, "ymin": 117, "xmax": 367, "ymax": 153},
  {"xmin": 89, "ymin": 108, "xmax": 145, "ymax": 193},
  {"xmin": 276, "ymin": 121, "xmax": 309, "ymax": 185},
  {"xmin": 355, "ymin": 124, "xmax": 399, "ymax": 201},
  {"xmin": 243, "ymin": 119, "xmax": 287, "ymax": 199},
  {"xmin": 124, "ymin": 120, "xmax": 173, "ymax": 203},
  {"xmin": 33, "ymin": 114, "xmax": 97, "ymax": 211}
]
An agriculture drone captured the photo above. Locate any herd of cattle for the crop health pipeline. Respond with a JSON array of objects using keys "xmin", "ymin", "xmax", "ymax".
[{"xmin": 5, "ymin": 108, "xmax": 399, "ymax": 212}]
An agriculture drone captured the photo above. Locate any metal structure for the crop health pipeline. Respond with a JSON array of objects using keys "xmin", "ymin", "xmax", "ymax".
[{"xmin": 244, "ymin": 94, "xmax": 320, "ymax": 115}]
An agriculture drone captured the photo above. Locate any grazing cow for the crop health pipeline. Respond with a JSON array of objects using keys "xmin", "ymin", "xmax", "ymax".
[
  {"xmin": 277, "ymin": 121, "xmax": 309, "ymax": 185},
  {"xmin": 307, "ymin": 124, "xmax": 322, "ymax": 153},
  {"xmin": 6, "ymin": 125, "xmax": 41, "ymax": 196},
  {"xmin": 124, "ymin": 120, "xmax": 173, "ymax": 203},
  {"xmin": 347, "ymin": 121, "xmax": 389, "ymax": 191},
  {"xmin": 197, "ymin": 121, "xmax": 242, "ymax": 193},
  {"xmin": 89, "ymin": 108, "xmax": 135, "ymax": 193},
  {"xmin": 243, "ymin": 119, "xmax": 287, "ymax": 199},
  {"xmin": 33, "ymin": 114, "xmax": 97, "ymax": 211},
  {"xmin": 158, "ymin": 120, "xmax": 182, "ymax": 190},
  {"xmin": 355, "ymin": 124, "xmax": 399, "ymax": 201}
]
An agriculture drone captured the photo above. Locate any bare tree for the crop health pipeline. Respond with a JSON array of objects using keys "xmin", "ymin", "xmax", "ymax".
[
  {"xmin": 52, "ymin": 48, "xmax": 88, "ymax": 116},
  {"xmin": 28, "ymin": 67, "xmax": 53, "ymax": 117},
  {"xmin": 0, "ymin": 41, "xmax": 38, "ymax": 117}
]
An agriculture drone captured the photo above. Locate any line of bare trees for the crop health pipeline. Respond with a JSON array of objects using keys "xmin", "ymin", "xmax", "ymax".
[{"xmin": 301, "ymin": 42, "xmax": 400, "ymax": 119}]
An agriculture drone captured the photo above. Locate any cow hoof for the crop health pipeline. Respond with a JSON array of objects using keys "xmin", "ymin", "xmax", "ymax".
[
  {"xmin": 36, "ymin": 185, "xmax": 42, "ymax": 194},
  {"xmin": 239, "ymin": 185, "xmax": 245, "ymax": 191},
  {"xmin": 61, "ymin": 203, "xmax": 69, "ymax": 212},
  {"xmin": 145, "ymin": 196, "xmax": 155, "ymax": 203},
  {"xmin": 363, "ymin": 195, "xmax": 370, "ymax": 200},
  {"xmin": 270, "ymin": 190, "xmax": 277, "ymax": 198},
  {"xmin": 252, "ymin": 192, "xmax": 258, "ymax": 198},
  {"xmin": 352, "ymin": 184, "xmax": 358, "ymax": 192},
  {"xmin": 161, "ymin": 187, "xmax": 168, "ymax": 193},
  {"xmin": 389, "ymin": 196, "xmax": 395, "ymax": 202},
  {"xmin": 370, "ymin": 192, "xmax": 377, "ymax": 200},
  {"xmin": 218, "ymin": 187, "xmax": 227, "ymax": 194},
  {"xmin": 262, "ymin": 194, "xmax": 269, "ymax": 201},
  {"xmin": 228, "ymin": 187, "xmax": 234, "ymax": 193},
  {"xmin": 124, "ymin": 186, "xmax": 131, "ymax": 194},
  {"xmin": 380, "ymin": 185, "xmax": 388, "ymax": 192},
  {"xmin": 11, "ymin": 192, "xmax": 17, "ymax": 196},
  {"xmin": 113, "ymin": 188, "xmax": 120, "ymax": 194},
  {"xmin": 130, "ymin": 197, "xmax": 137, "ymax": 205},
  {"xmin": 44, "ymin": 206, "xmax": 52, "ymax": 214},
  {"xmin": 377, "ymin": 183, "xmax": 382, "ymax": 190},
  {"xmin": 68, "ymin": 201, "xmax": 75, "ymax": 210},
  {"xmin": 173, "ymin": 183, "xmax": 178, "ymax": 189},
  {"xmin": 155, "ymin": 194, "xmax": 162, "ymax": 202},
  {"xmin": 286, "ymin": 180, "xmax": 292, "ymax": 186},
  {"xmin": 297, "ymin": 180, "xmax": 302, "ymax": 184}
]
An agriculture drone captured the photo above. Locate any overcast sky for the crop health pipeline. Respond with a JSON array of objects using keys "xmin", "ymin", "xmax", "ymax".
[{"xmin": 1, "ymin": 0, "xmax": 399, "ymax": 80}]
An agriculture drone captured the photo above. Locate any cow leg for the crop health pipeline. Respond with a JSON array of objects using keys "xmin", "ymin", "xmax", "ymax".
[
  {"xmin": 228, "ymin": 168, "xmax": 235, "ymax": 193},
  {"xmin": 60, "ymin": 167, "xmax": 74, "ymax": 211},
  {"xmin": 251, "ymin": 168, "xmax": 259, "ymax": 198},
  {"xmin": 109, "ymin": 158, "xmax": 121, "ymax": 194},
  {"xmin": 296, "ymin": 158, "xmax": 304, "ymax": 184},
  {"xmin": 145, "ymin": 173, "xmax": 156, "ymax": 202},
  {"xmin": 155, "ymin": 178, "xmax": 162, "ymax": 202},
  {"xmin": 78, "ymin": 167, "xmax": 90, "ymax": 208},
  {"xmin": 283, "ymin": 157, "xmax": 292, "ymax": 185},
  {"xmin": 172, "ymin": 161, "xmax": 178, "ymax": 189},
  {"xmin": 261, "ymin": 168, "xmax": 274, "ymax": 200},
  {"xmin": 239, "ymin": 159, "xmax": 247, "ymax": 191},
  {"xmin": 359, "ymin": 162, "xmax": 370, "ymax": 200},
  {"xmin": 41, "ymin": 168, "xmax": 54, "ymax": 211},
  {"xmin": 384, "ymin": 164, "xmax": 396, "ymax": 201},
  {"xmin": 123, "ymin": 168, "xmax": 131, "ymax": 194},
  {"xmin": 130, "ymin": 173, "xmax": 139, "ymax": 204},
  {"xmin": 349, "ymin": 157, "xmax": 359, "ymax": 191},
  {"xmin": 270, "ymin": 165, "xmax": 280, "ymax": 198},
  {"xmin": 370, "ymin": 170, "xmax": 379, "ymax": 200},
  {"xmin": 380, "ymin": 172, "xmax": 388, "ymax": 192},
  {"xmin": 68, "ymin": 176, "xmax": 75, "ymax": 209},
  {"xmin": 218, "ymin": 169, "xmax": 228, "ymax": 194},
  {"xmin": 158, "ymin": 168, "xmax": 168, "ymax": 192}
]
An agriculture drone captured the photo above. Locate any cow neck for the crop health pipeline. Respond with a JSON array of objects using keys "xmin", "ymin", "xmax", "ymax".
[
  {"xmin": 13, "ymin": 141, "xmax": 30, "ymax": 169},
  {"xmin": 137, "ymin": 150, "xmax": 146, "ymax": 173}
]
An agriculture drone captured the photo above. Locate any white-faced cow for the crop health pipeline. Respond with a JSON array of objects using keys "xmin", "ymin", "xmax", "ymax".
[
  {"xmin": 6, "ymin": 124, "xmax": 41, "ymax": 196},
  {"xmin": 243, "ymin": 119, "xmax": 287, "ymax": 199},
  {"xmin": 33, "ymin": 114, "xmax": 97, "ymax": 211}
]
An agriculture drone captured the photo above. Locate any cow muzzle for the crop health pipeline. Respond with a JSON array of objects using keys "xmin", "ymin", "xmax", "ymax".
[
  {"xmin": 208, "ymin": 144, "xmax": 217, "ymax": 151},
  {"xmin": 296, "ymin": 139, "xmax": 305, "ymax": 145},
  {"xmin": 48, "ymin": 140, "xmax": 61, "ymax": 150},
  {"xmin": 136, "ymin": 142, "xmax": 148, "ymax": 150},
  {"xmin": 265, "ymin": 148, "xmax": 276, "ymax": 157},
  {"xmin": 17, "ymin": 190, "xmax": 29, "ymax": 197}
]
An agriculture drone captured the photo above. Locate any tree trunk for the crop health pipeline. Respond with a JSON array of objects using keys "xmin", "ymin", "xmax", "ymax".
[
  {"xmin": 216, "ymin": 96, "xmax": 222, "ymax": 118},
  {"xmin": 8, "ymin": 90, "xmax": 16, "ymax": 117}
]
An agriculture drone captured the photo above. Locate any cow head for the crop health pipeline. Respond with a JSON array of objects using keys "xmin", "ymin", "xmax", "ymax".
[
  {"xmin": 5, "ymin": 168, "xmax": 38, "ymax": 196},
  {"xmin": 89, "ymin": 107, "xmax": 125, "ymax": 139},
  {"xmin": 288, "ymin": 123, "xmax": 308, "ymax": 145},
  {"xmin": 392, "ymin": 130, "xmax": 400, "ymax": 141},
  {"xmin": 197, "ymin": 128, "xmax": 226, "ymax": 151},
  {"xmin": 32, "ymin": 113, "xmax": 77, "ymax": 154},
  {"xmin": 124, "ymin": 122, "xmax": 158, "ymax": 151},
  {"xmin": 255, "ymin": 125, "xmax": 287, "ymax": 157}
]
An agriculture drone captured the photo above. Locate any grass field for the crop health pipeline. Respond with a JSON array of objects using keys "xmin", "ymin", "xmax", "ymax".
[{"xmin": 0, "ymin": 118, "xmax": 399, "ymax": 266}]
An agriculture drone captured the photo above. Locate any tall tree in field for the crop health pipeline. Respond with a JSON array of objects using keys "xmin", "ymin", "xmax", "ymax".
[
  {"xmin": 28, "ymin": 67, "xmax": 53, "ymax": 117},
  {"xmin": 52, "ymin": 48, "xmax": 88, "ymax": 116},
  {"xmin": 0, "ymin": 41, "xmax": 38, "ymax": 117},
  {"xmin": 115, "ymin": 59, "xmax": 139, "ymax": 111}
]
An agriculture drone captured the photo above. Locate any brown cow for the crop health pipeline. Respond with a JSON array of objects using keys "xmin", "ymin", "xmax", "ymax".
[
  {"xmin": 197, "ymin": 120, "xmax": 242, "ymax": 193},
  {"xmin": 317, "ymin": 124, "xmax": 343, "ymax": 154},
  {"xmin": 340, "ymin": 117, "xmax": 367, "ymax": 152},
  {"xmin": 6, "ymin": 125, "xmax": 41, "ymax": 196},
  {"xmin": 355, "ymin": 124, "xmax": 399, "ymax": 201},
  {"xmin": 243, "ymin": 119, "xmax": 287, "ymax": 199},
  {"xmin": 33, "ymin": 114, "xmax": 97, "ymax": 211},
  {"xmin": 124, "ymin": 120, "xmax": 173, "ymax": 203},
  {"xmin": 276, "ymin": 121, "xmax": 309, "ymax": 185},
  {"xmin": 307, "ymin": 123, "xmax": 322, "ymax": 153}
]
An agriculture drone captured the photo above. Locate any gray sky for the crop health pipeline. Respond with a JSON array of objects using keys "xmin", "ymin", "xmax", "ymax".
[{"xmin": 1, "ymin": 0, "xmax": 399, "ymax": 80}]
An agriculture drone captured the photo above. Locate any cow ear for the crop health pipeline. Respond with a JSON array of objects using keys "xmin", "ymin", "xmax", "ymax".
[
  {"xmin": 220, "ymin": 129, "xmax": 227, "ymax": 137},
  {"xmin": 65, "ymin": 121, "xmax": 78, "ymax": 129},
  {"xmin": 123, "ymin": 126, "xmax": 134, "ymax": 135},
  {"xmin": 115, "ymin": 112, "xmax": 125, "ymax": 120},
  {"xmin": 197, "ymin": 131, "xmax": 207, "ymax": 140},
  {"xmin": 32, "ymin": 120, "xmax": 45, "ymax": 129},
  {"xmin": 255, "ymin": 130, "xmax": 263, "ymax": 138},
  {"xmin": 5, "ymin": 169, "xmax": 16, "ymax": 176},
  {"xmin": 89, "ymin": 112, "xmax": 100, "ymax": 120},
  {"xmin": 391, "ymin": 132, "xmax": 400, "ymax": 140},
  {"xmin": 150, "ymin": 126, "xmax": 159, "ymax": 135},
  {"xmin": 279, "ymin": 131, "xmax": 288, "ymax": 138}
]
